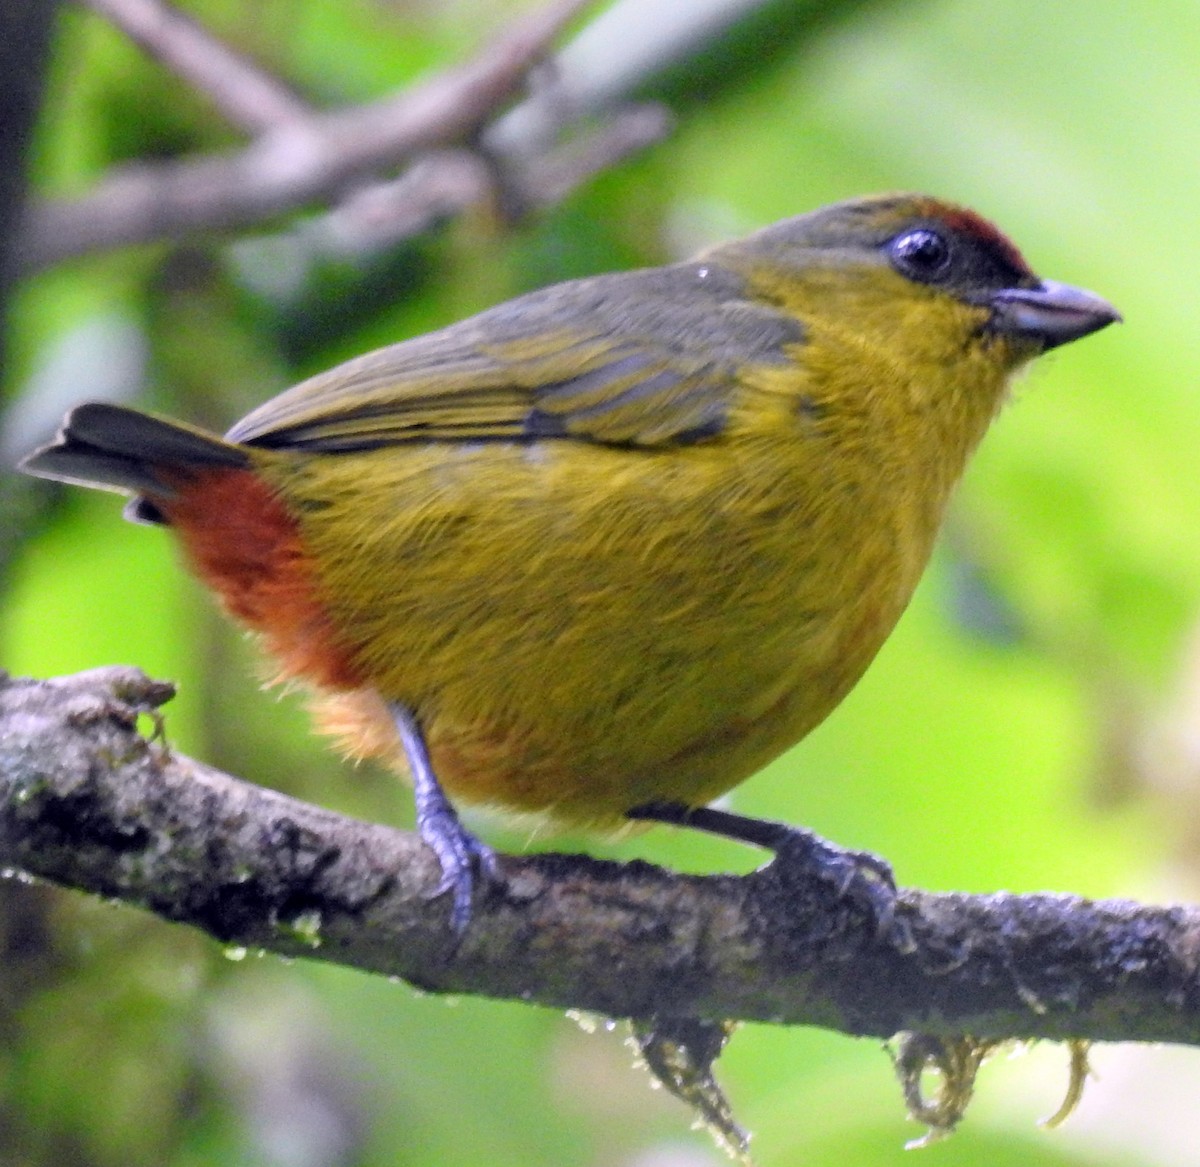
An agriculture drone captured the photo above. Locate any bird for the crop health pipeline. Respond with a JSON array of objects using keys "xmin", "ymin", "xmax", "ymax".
[{"xmin": 20, "ymin": 193, "xmax": 1120, "ymax": 933}]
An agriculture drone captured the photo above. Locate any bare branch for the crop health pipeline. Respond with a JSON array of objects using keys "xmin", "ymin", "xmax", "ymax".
[
  {"xmin": 86, "ymin": 0, "xmax": 311, "ymax": 132},
  {"xmin": 15, "ymin": 0, "xmax": 593, "ymax": 272},
  {"xmin": 318, "ymin": 104, "xmax": 672, "ymax": 255},
  {"xmin": 507, "ymin": 102, "xmax": 674, "ymax": 212},
  {"xmin": 2, "ymin": 666, "xmax": 1199, "ymax": 1047}
]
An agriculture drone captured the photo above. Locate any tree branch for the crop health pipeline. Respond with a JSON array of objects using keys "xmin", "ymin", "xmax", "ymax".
[
  {"xmin": 315, "ymin": 104, "xmax": 672, "ymax": 256},
  {"xmin": 86, "ymin": 0, "xmax": 312, "ymax": 133},
  {"xmin": 2, "ymin": 666, "xmax": 1198, "ymax": 1046},
  {"xmin": 14, "ymin": 0, "xmax": 605, "ymax": 273}
]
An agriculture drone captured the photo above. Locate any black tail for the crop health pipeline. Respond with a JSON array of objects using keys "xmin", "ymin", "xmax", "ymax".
[{"xmin": 19, "ymin": 402, "xmax": 250, "ymax": 523}]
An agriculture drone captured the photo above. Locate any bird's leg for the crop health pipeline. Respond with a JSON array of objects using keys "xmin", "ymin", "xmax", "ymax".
[
  {"xmin": 627, "ymin": 801, "xmax": 912, "ymax": 951},
  {"xmin": 390, "ymin": 702, "xmax": 498, "ymax": 933}
]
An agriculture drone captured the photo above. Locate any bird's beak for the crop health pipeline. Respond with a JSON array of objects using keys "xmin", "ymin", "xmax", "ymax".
[{"xmin": 989, "ymin": 280, "xmax": 1121, "ymax": 350}]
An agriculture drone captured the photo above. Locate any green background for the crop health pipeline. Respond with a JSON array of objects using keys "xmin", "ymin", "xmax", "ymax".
[{"xmin": 3, "ymin": 0, "xmax": 1199, "ymax": 1164}]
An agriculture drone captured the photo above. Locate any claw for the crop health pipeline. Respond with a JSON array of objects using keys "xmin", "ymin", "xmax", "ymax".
[
  {"xmin": 391, "ymin": 702, "xmax": 498, "ymax": 933},
  {"xmin": 628, "ymin": 800, "xmax": 913, "ymax": 952},
  {"xmin": 772, "ymin": 829, "xmax": 909, "ymax": 948},
  {"xmin": 420, "ymin": 796, "xmax": 497, "ymax": 933}
]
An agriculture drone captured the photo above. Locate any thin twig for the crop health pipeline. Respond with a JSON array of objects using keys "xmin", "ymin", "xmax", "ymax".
[
  {"xmin": 86, "ymin": 0, "xmax": 311, "ymax": 132},
  {"xmin": 318, "ymin": 104, "xmax": 672, "ymax": 255},
  {"xmin": 506, "ymin": 102, "xmax": 674, "ymax": 211}
]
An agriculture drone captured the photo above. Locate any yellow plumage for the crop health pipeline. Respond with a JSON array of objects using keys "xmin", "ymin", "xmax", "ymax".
[
  {"xmin": 241, "ymin": 237, "xmax": 1022, "ymax": 824},
  {"xmin": 20, "ymin": 193, "xmax": 1118, "ymax": 908}
]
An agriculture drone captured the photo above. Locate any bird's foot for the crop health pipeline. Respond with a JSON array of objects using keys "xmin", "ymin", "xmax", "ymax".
[
  {"xmin": 627, "ymin": 801, "xmax": 912, "ymax": 952},
  {"xmin": 417, "ymin": 782, "xmax": 500, "ymax": 934},
  {"xmin": 391, "ymin": 702, "xmax": 499, "ymax": 934},
  {"xmin": 766, "ymin": 824, "xmax": 911, "ymax": 951}
]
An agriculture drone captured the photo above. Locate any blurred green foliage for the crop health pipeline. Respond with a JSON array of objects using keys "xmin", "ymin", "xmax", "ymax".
[{"xmin": 3, "ymin": 0, "xmax": 1200, "ymax": 1165}]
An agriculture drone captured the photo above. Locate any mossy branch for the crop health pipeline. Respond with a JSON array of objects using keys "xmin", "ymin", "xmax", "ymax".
[{"xmin": 1, "ymin": 666, "xmax": 1198, "ymax": 1046}]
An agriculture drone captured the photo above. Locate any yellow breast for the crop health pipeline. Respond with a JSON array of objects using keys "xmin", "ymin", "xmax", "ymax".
[{"xmin": 256, "ymin": 298, "xmax": 1011, "ymax": 826}]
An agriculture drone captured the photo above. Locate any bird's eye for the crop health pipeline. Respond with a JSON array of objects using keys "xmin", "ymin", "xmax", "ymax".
[{"xmin": 888, "ymin": 229, "xmax": 952, "ymax": 282}]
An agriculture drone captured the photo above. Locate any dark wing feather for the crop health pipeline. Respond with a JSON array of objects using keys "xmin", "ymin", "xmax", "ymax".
[{"xmin": 227, "ymin": 263, "xmax": 803, "ymax": 452}]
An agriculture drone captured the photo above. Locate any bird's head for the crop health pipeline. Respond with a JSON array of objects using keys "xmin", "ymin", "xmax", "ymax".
[{"xmin": 714, "ymin": 193, "xmax": 1120, "ymax": 376}]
